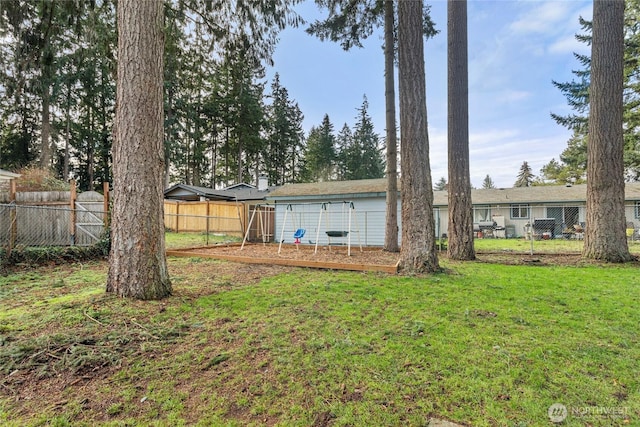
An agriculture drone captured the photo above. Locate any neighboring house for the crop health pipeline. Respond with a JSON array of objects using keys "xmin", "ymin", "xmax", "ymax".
[
  {"xmin": 163, "ymin": 179, "xmax": 276, "ymax": 237},
  {"xmin": 164, "ymin": 181, "xmax": 273, "ymax": 202},
  {"xmin": 267, "ymin": 178, "xmax": 640, "ymax": 246}
]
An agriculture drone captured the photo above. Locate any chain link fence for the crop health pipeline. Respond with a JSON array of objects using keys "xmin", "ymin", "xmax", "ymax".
[
  {"xmin": 0, "ymin": 203, "xmax": 107, "ymax": 253},
  {"xmin": 163, "ymin": 212, "xmax": 245, "ymax": 249},
  {"xmin": 4, "ymin": 202, "xmax": 640, "ymax": 257},
  {"xmin": 462, "ymin": 204, "xmax": 640, "ymax": 255}
]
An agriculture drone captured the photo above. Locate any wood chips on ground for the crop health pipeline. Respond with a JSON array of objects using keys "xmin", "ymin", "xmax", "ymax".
[
  {"xmin": 168, "ymin": 243, "xmax": 401, "ymax": 273},
  {"xmin": 167, "ymin": 243, "xmax": 625, "ymax": 272}
]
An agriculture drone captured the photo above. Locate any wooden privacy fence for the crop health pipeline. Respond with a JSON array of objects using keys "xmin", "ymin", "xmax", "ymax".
[
  {"xmin": 163, "ymin": 200, "xmax": 275, "ymax": 241},
  {"xmin": 164, "ymin": 200, "xmax": 246, "ymax": 236}
]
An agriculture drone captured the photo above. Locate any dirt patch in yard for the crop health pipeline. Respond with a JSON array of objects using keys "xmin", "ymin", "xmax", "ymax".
[
  {"xmin": 169, "ymin": 243, "xmax": 635, "ymax": 271},
  {"xmin": 168, "ymin": 243, "xmax": 402, "ymax": 273}
]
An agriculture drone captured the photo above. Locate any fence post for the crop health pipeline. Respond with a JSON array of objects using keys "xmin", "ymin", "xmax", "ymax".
[
  {"xmin": 175, "ymin": 201, "xmax": 180, "ymax": 233},
  {"xmin": 8, "ymin": 178, "xmax": 17, "ymax": 254},
  {"xmin": 69, "ymin": 179, "xmax": 77, "ymax": 245},
  {"xmin": 206, "ymin": 201, "xmax": 211, "ymax": 246},
  {"xmin": 236, "ymin": 202, "xmax": 245, "ymax": 236}
]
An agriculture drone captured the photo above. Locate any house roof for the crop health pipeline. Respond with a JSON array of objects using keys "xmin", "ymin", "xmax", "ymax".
[
  {"xmin": 267, "ymin": 178, "xmax": 389, "ymax": 200},
  {"xmin": 164, "ymin": 183, "xmax": 271, "ymax": 201},
  {"xmin": 267, "ymin": 178, "xmax": 640, "ymax": 205},
  {"xmin": 0, "ymin": 169, "xmax": 21, "ymax": 180}
]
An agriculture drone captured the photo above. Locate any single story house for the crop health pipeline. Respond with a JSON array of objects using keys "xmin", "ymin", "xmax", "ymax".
[
  {"xmin": 266, "ymin": 178, "xmax": 640, "ymax": 246},
  {"xmin": 163, "ymin": 178, "xmax": 277, "ymax": 237},
  {"xmin": 164, "ymin": 181, "xmax": 273, "ymax": 202}
]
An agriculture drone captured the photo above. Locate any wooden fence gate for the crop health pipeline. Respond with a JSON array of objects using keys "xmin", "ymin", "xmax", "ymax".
[
  {"xmin": 246, "ymin": 205, "xmax": 275, "ymax": 243},
  {"xmin": 74, "ymin": 200, "xmax": 106, "ymax": 245}
]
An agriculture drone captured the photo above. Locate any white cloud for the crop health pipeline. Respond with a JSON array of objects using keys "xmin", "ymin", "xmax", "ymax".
[
  {"xmin": 498, "ymin": 90, "xmax": 532, "ymax": 104},
  {"xmin": 548, "ymin": 34, "xmax": 588, "ymax": 55},
  {"xmin": 509, "ymin": 1, "xmax": 573, "ymax": 35}
]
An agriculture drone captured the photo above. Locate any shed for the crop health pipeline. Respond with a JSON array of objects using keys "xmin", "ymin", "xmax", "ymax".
[
  {"xmin": 0, "ymin": 169, "xmax": 21, "ymax": 181},
  {"xmin": 0, "ymin": 169, "xmax": 21, "ymax": 201}
]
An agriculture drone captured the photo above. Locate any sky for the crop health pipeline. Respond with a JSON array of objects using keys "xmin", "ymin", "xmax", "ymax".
[{"xmin": 265, "ymin": 0, "xmax": 594, "ymax": 188}]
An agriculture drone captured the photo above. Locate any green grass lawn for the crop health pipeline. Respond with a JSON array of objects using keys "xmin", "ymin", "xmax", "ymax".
[
  {"xmin": 163, "ymin": 231, "xmax": 640, "ymax": 257},
  {"xmin": 473, "ymin": 236, "xmax": 640, "ymax": 255},
  {"xmin": 164, "ymin": 231, "xmax": 241, "ymax": 249},
  {"xmin": 1, "ymin": 257, "xmax": 638, "ymax": 426}
]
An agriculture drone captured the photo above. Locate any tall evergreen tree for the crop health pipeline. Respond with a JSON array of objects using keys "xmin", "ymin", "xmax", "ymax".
[
  {"xmin": 334, "ymin": 96, "xmax": 385, "ymax": 181},
  {"xmin": 335, "ymin": 123, "xmax": 353, "ymax": 180},
  {"xmin": 547, "ymin": 0, "xmax": 640, "ymax": 182},
  {"xmin": 0, "ymin": 0, "xmax": 303, "ymax": 188},
  {"xmin": 397, "ymin": 0, "xmax": 439, "ymax": 273},
  {"xmin": 308, "ymin": 0, "xmax": 437, "ymax": 254},
  {"xmin": 447, "ymin": 0, "xmax": 474, "ymax": 261},
  {"xmin": 108, "ymin": 0, "xmax": 171, "ymax": 299},
  {"xmin": 383, "ymin": 0, "xmax": 399, "ymax": 252},
  {"xmin": 352, "ymin": 95, "xmax": 385, "ymax": 179},
  {"xmin": 264, "ymin": 73, "xmax": 305, "ymax": 186},
  {"xmin": 481, "ymin": 174, "xmax": 496, "ymax": 189},
  {"xmin": 583, "ymin": 0, "xmax": 631, "ymax": 262},
  {"xmin": 434, "ymin": 176, "xmax": 447, "ymax": 191},
  {"xmin": 0, "ymin": 1, "xmax": 88, "ymax": 170},
  {"xmin": 304, "ymin": 114, "xmax": 337, "ymax": 182},
  {"xmin": 288, "ymin": 102, "xmax": 307, "ymax": 183},
  {"xmin": 514, "ymin": 161, "xmax": 534, "ymax": 187}
]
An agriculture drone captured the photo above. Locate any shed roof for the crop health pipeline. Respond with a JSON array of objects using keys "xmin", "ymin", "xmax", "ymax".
[
  {"xmin": 164, "ymin": 183, "xmax": 271, "ymax": 201},
  {"xmin": 0, "ymin": 169, "xmax": 21, "ymax": 180},
  {"xmin": 267, "ymin": 178, "xmax": 388, "ymax": 200},
  {"xmin": 267, "ymin": 179, "xmax": 640, "ymax": 205}
]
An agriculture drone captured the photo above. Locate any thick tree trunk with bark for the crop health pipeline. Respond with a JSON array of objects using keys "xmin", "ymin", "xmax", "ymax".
[
  {"xmin": 447, "ymin": 0, "xmax": 475, "ymax": 261},
  {"xmin": 107, "ymin": 0, "xmax": 172, "ymax": 299},
  {"xmin": 397, "ymin": 0, "xmax": 439, "ymax": 273},
  {"xmin": 383, "ymin": 0, "xmax": 399, "ymax": 253},
  {"xmin": 583, "ymin": 0, "xmax": 631, "ymax": 262}
]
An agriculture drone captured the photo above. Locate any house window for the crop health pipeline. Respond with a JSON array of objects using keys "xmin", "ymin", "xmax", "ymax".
[
  {"xmin": 473, "ymin": 206, "xmax": 491, "ymax": 222},
  {"xmin": 511, "ymin": 204, "xmax": 530, "ymax": 219},
  {"xmin": 636, "ymin": 201, "xmax": 640, "ymax": 219}
]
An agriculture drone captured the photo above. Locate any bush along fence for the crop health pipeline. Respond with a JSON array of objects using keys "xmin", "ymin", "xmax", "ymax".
[{"xmin": 0, "ymin": 181, "xmax": 109, "ymax": 259}]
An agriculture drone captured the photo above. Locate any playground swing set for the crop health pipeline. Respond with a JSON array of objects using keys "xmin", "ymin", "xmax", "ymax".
[{"xmin": 240, "ymin": 201, "xmax": 362, "ymax": 256}]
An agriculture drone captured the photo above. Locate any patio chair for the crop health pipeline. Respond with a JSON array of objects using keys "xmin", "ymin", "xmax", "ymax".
[{"xmin": 626, "ymin": 222, "xmax": 636, "ymax": 241}]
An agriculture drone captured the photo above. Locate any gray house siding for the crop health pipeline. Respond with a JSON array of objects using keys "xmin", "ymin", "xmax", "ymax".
[
  {"xmin": 267, "ymin": 180, "xmax": 640, "ymax": 244},
  {"xmin": 272, "ymin": 197, "xmax": 401, "ymax": 247}
]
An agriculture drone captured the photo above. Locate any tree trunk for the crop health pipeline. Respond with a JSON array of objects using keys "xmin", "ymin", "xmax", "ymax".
[
  {"xmin": 447, "ymin": 0, "xmax": 475, "ymax": 261},
  {"xmin": 383, "ymin": 0, "xmax": 399, "ymax": 253},
  {"xmin": 107, "ymin": 0, "xmax": 172, "ymax": 299},
  {"xmin": 88, "ymin": 107, "xmax": 95, "ymax": 190},
  {"xmin": 583, "ymin": 0, "xmax": 631, "ymax": 262},
  {"xmin": 237, "ymin": 133, "xmax": 244, "ymax": 184},
  {"xmin": 40, "ymin": 86, "xmax": 52, "ymax": 169},
  {"xmin": 397, "ymin": 0, "xmax": 439, "ymax": 273},
  {"xmin": 64, "ymin": 84, "xmax": 71, "ymax": 180}
]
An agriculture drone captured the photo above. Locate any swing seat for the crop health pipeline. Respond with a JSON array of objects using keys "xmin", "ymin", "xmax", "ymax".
[
  {"xmin": 326, "ymin": 230, "xmax": 348, "ymax": 237},
  {"xmin": 293, "ymin": 228, "xmax": 306, "ymax": 244}
]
